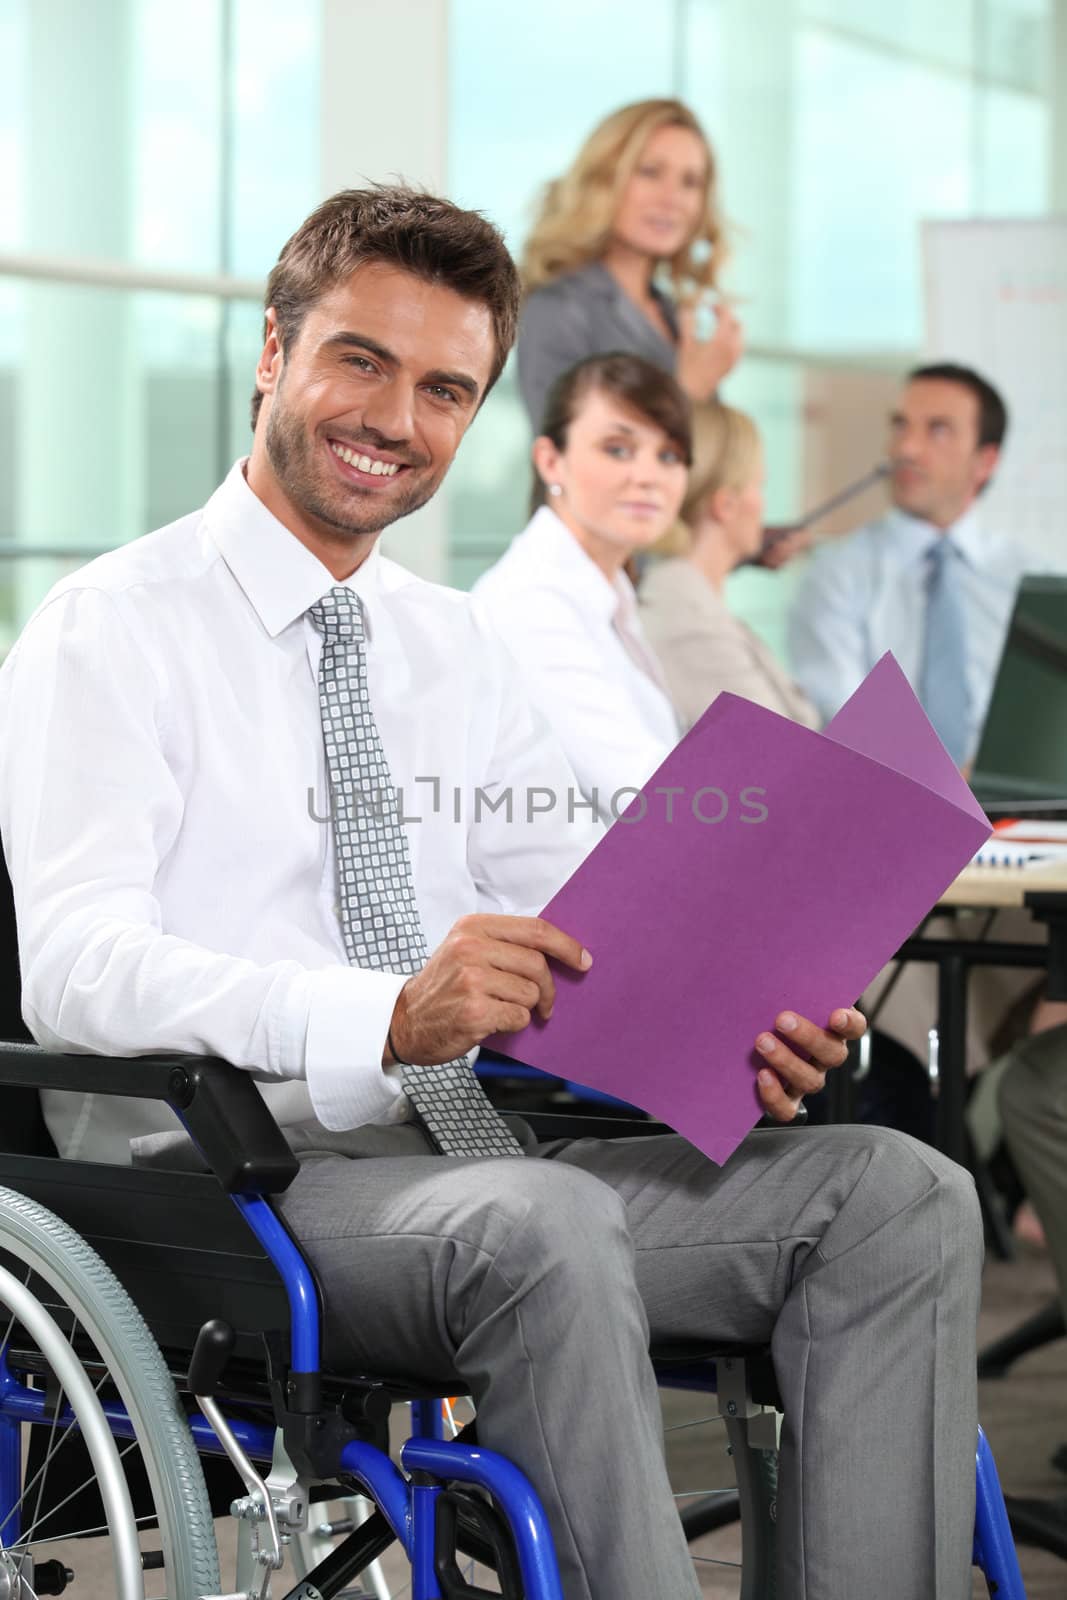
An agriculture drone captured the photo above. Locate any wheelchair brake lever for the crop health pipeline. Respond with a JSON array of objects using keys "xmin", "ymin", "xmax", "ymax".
[{"xmin": 197, "ymin": 1391, "xmax": 284, "ymax": 1600}]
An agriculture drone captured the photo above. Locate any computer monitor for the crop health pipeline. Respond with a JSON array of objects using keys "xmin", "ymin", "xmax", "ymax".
[{"xmin": 971, "ymin": 574, "xmax": 1067, "ymax": 808}]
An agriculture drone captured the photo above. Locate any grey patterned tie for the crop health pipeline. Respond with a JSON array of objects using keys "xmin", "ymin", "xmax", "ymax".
[
  {"xmin": 309, "ymin": 586, "xmax": 523, "ymax": 1158},
  {"xmin": 918, "ymin": 538, "xmax": 971, "ymax": 766}
]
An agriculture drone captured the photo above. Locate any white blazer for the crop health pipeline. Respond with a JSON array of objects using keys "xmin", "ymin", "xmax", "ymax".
[{"xmin": 472, "ymin": 507, "xmax": 678, "ymax": 824}]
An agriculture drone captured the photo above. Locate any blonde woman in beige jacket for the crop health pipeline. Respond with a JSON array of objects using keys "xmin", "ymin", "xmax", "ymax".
[{"xmin": 639, "ymin": 401, "xmax": 820, "ymax": 731}]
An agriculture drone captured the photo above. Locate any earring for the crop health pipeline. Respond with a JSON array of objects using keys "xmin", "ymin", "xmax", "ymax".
[{"xmin": 548, "ymin": 483, "xmax": 562, "ymax": 498}]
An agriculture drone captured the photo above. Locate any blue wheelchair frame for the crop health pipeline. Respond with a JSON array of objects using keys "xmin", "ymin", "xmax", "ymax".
[{"xmin": 0, "ymin": 1045, "xmax": 1030, "ymax": 1600}]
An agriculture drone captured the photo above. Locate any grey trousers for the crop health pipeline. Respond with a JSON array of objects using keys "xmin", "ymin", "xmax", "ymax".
[
  {"xmin": 999, "ymin": 1022, "xmax": 1067, "ymax": 1325},
  {"xmin": 274, "ymin": 1120, "xmax": 983, "ymax": 1600}
]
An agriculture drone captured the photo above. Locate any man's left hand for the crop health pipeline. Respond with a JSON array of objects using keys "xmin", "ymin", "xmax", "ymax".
[{"xmin": 754, "ymin": 1006, "xmax": 866, "ymax": 1122}]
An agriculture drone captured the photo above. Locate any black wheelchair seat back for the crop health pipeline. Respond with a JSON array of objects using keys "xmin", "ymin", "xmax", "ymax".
[
  {"xmin": 0, "ymin": 1148, "xmax": 292, "ymax": 1367},
  {"xmin": 0, "ymin": 853, "xmax": 52, "ymax": 1160}
]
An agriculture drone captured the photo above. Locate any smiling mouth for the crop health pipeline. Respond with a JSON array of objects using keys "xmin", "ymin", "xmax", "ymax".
[{"xmin": 328, "ymin": 439, "xmax": 405, "ymax": 479}]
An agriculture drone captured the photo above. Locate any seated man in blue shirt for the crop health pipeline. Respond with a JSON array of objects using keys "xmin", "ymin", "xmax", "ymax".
[
  {"xmin": 0, "ymin": 187, "xmax": 982, "ymax": 1600},
  {"xmin": 789, "ymin": 363, "xmax": 1019, "ymax": 767}
]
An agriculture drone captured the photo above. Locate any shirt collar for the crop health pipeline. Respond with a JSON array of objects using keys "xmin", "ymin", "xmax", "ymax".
[
  {"xmin": 523, "ymin": 505, "xmax": 635, "ymax": 625},
  {"xmin": 203, "ymin": 460, "xmax": 384, "ymax": 639},
  {"xmin": 884, "ymin": 502, "xmax": 985, "ymax": 568}
]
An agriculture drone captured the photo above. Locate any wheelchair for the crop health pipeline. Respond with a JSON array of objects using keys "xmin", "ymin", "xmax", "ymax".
[{"xmin": 0, "ymin": 1041, "xmax": 1028, "ymax": 1600}]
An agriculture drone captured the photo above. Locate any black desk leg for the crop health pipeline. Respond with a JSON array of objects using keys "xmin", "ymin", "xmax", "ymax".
[
  {"xmin": 935, "ymin": 951, "xmax": 968, "ymax": 1169},
  {"xmin": 934, "ymin": 951, "xmax": 1014, "ymax": 1258}
]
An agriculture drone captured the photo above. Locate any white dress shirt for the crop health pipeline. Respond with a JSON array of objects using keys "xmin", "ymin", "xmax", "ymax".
[
  {"xmin": 787, "ymin": 505, "xmax": 1051, "ymax": 762},
  {"xmin": 0, "ymin": 463, "xmax": 598, "ymax": 1163},
  {"xmin": 472, "ymin": 507, "xmax": 679, "ymax": 824}
]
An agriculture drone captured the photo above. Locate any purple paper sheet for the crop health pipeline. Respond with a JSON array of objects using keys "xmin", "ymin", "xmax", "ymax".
[
  {"xmin": 824, "ymin": 654, "xmax": 989, "ymax": 827},
  {"xmin": 485, "ymin": 653, "xmax": 991, "ymax": 1164}
]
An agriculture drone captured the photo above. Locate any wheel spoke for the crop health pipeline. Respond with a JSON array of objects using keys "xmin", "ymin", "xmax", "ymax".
[
  {"xmin": 16, "ymin": 1375, "xmax": 67, "ymax": 1576},
  {"xmin": 16, "ymin": 1438, "xmax": 140, "ymax": 1547},
  {"xmin": 11, "ymin": 1509, "xmax": 161, "ymax": 1549},
  {"xmin": 18, "ymin": 1310, "xmax": 89, "ymax": 1574},
  {"xmin": 0, "ymin": 1359, "xmax": 112, "ymax": 1543},
  {"xmin": 663, "ymin": 1413, "xmax": 722, "ymax": 1435}
]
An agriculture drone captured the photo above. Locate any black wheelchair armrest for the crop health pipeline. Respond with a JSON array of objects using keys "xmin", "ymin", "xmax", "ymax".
[
  {"xmin": 521, "ymin": 1107, "xmax": 807, "ymax": 1144},
  {"xmin": 0, "ymin": 1042, "xmax": 299, "ymax": 1193}
]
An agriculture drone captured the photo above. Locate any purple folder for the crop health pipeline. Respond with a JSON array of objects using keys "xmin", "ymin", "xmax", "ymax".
[{"xmin": 485, "ymin": 654, "xmax": 990, "ymax": 1164}]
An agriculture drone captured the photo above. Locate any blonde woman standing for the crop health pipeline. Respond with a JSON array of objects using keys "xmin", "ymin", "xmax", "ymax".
[
  {"xmin": 640, "ymin": 402, "xmax": 820, "ymax": 731},
  {"xmin": 517, "ymin": 99, "xmax": 742, "ymax": 432}
]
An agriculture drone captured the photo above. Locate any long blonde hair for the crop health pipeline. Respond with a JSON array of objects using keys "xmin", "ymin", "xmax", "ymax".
[
  {"xmin": 654, "ymin": 402, "xmax": 761, "ymax": 557},
  {"xmin": 522, "ymin": 99, "xmax": 728, "ymax": 295}
]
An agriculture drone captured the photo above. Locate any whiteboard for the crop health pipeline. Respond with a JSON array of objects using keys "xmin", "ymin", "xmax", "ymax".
[{"xmin": 923, "ymin": 219, "xmax": 1067, "ymax": 563}]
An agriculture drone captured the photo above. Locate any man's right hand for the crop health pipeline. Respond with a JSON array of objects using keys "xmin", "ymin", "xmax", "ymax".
[{"xmin": 385, "ymin": 914, "xmax": 592, "ymax": 1065}]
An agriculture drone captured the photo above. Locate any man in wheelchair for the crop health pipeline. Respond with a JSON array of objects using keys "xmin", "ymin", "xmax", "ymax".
[{"xmin": 0, "ymin": 186, "xmax": 983, "ymax": 1600}]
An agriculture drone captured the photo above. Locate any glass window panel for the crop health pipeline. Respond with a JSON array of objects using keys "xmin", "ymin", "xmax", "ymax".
[
  {"xmin": 1, "ymin": 0, "xmax": 321, "ymax": 276},
  {"xmin": 0, "ymin": 1, "xmax": 26, "ymax": 253},
  {"xmin": 449, "ymin": 0, "xmax": 675, "ymax": 251},
  {"xmin": 447, "ymin": 0, "xmax": 677, "ymax": 577},
  {"xmin": 976, "ymin": 87, "xmax": 1049, "ymax": 211},
  {"xmin": 137, "ymin": 291, "xmax": 230, "ymax": 532},
  {"xmin": 980, "ymin": 0, "xmax": 1050, "ymax": 93},
  {"xmin": 0, "ymin": 282, "xmax": 265, "ymax": 645},
  {"xmin": 788, "ymin": 29, "xmax": 973, "ymax": 350},
  {"xmin": 6, "ymin": 0, "xmax": 223, "ymax": 268},
  {"xmin": 799, "ymin": 0, "xmax": 977, "ymax": 73},
  {"xmin": 679, "ymin": 0, "xmax": 794, "ymax": 348},
  {"xmin": 446, "ymin": 367, "xmax": 532, "ymax": 591},
  {"xmin": 229, "ymin": 0, "xmax": 320, "ymax": 279},
  {"xmin": 0, "ymin": 0, "xmax": 319, "ymax": 645},
  {"xmin": 132, "ymin": 0, "xmax": 223, "ymax": 271},
  {"xmin": 1, "ymin": 281, "xmax": 237, "ymax": 621}
]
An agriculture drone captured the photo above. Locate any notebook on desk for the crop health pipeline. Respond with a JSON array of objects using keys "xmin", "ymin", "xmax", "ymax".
[{"xmin": 970, "ymin": 575, "xmax": 1067, "ymax": 820}]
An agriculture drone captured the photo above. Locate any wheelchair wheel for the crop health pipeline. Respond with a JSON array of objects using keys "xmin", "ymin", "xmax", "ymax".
[
  {"xmin": 0, "ymin": 1185, "xmax": 220, "ymax": 1598},
  {"xmin": 667, "ymin": 1397, "xmax": 779, "ymax": 1598}
]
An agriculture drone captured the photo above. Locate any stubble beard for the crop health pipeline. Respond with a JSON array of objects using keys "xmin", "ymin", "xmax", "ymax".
[{"xmin": 265, "ymin": 394, "xmax": 442, "ymax": 540}]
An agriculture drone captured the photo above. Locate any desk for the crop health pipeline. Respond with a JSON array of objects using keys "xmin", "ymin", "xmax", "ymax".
[
  {"xmin": 893, "ymin": 862, "xmax": 1067, "ymax": 1169},
  {"xmin": 940, "ymin": 860, "xmax": 1067, "ymax": 911}
]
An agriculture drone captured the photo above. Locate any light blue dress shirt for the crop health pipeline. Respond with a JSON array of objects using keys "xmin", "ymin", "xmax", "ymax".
[{"xmin": 787, "ymin": 505, "xmax": 1047, "ymax": 764}]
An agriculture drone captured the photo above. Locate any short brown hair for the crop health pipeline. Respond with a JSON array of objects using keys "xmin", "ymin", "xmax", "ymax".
[
  {"xmin": 531, "ymin": 353, "xmax": 692, "ymax": 513},
  {"xmin": 250, "ymin": 185, "xmax": 521, "ymax": 428},
  {"xmin": 907, "ymin": 362, "xmax": 1008, "ymax": 451}
]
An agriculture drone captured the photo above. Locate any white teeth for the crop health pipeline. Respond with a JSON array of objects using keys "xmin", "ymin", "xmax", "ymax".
[{"xmin": 330, "ymin": 442, "xmax": 399, "ymax": 476}]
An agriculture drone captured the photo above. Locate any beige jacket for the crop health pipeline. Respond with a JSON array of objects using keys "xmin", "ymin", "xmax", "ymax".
[{"xmin": 640, "ymin": 557, "xmax": 821, "ymax": 732}]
